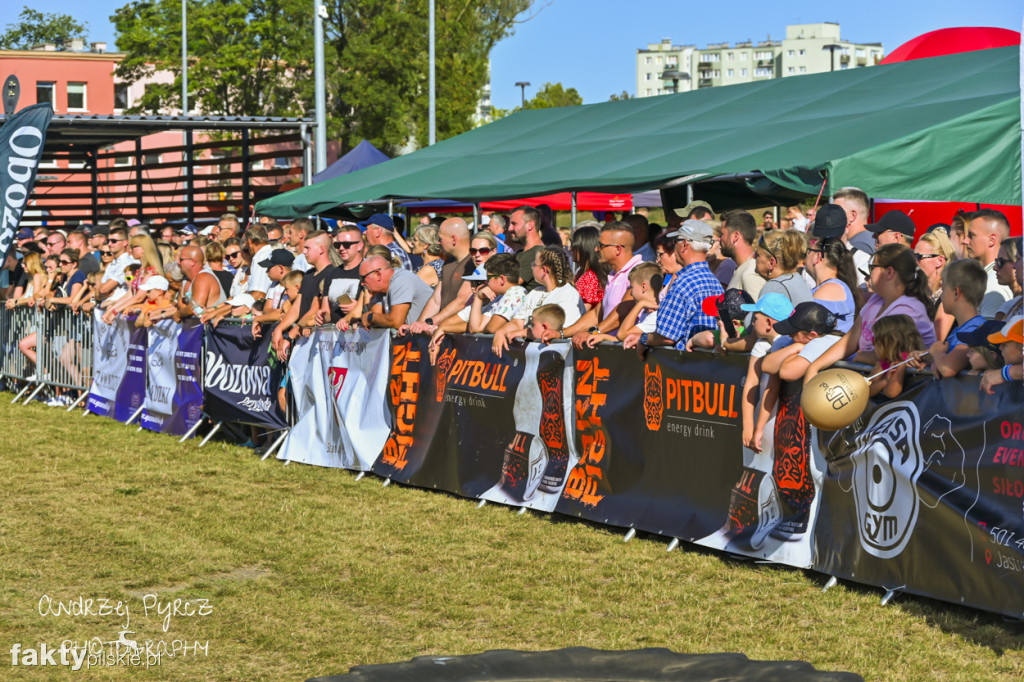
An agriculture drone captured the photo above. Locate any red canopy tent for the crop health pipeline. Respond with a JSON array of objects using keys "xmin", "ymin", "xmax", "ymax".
[{"xmin": 880, "ymin": 26, "xmax": 1020, "ymax": 64}]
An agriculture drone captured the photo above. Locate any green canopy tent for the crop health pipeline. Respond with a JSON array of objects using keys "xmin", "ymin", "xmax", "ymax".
[{"xmin": 257, "ymin": 46, "xmax": 1021, "ymax": 218}]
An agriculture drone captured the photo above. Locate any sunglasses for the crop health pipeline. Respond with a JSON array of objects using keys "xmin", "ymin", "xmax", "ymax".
[
  {"xmin": 226, "ymin": 251, "xmax": 242, "ymax": 259},
  {"xmin": 994, "ymin": 257, "xmax": 1013, "ymax": 269},
  {"xmin": 100, "ymin": 250, "xmax": 113, "ymax": 256},
  {"xmin": 335, "ymin": 240, "xmax": 360, "ymax": 249},
  {"xmin": 598, "ymin": 242, "xmax": 621, "ymax": 250},
  {"xmin": 469, "ymin": 247, "xmax": 492, "ymax": 256},
  {"xmin": 915, "ymin": 253, "xmax": 940, "ymax": 262},
  {"xmin": 46, "ymin": 240, "xmax": 63, "ymax": 246},
  {"xmin": 359, "ymin": 268, "xmax": 383, "ymax": 282},
  {"xmin": 757, "ymin": 235, "xmax": 779, "ymax": 259},
  {"xmin": 108, "ymin": 238, "xmax": 125, "ymax": 244},
  {"xmin": 59, "ymin": 259, "xmax": 73, "ymax": 265},
  {"xmin": 858, "ymin": 262, "xmax": 888, "ymax": 279}
]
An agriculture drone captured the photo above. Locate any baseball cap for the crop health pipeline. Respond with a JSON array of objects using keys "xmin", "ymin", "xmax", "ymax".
[
  {"xmin": 866, "ymin": 210, "xmax": 916, "ymax": 238},
  {"xmin": 702, "ymin": 288, "xmax": 754, "ymax": 319},
  {"xmin": 85, "ymin": 224, "xmax": 109, "ymax": 237},
  {"xmin": 958, "ymin": 319, "xmax": 1005, "ymax": 353},
  {"xmin": 177, "ymin": 224, "xmax": 199, "ymax": 236},
  {"xmin": 199, "ymin": 225, "xmax": 217, "ymax": 236},
  {"xmin": 462, "ymin": 265, "xmax": 488, "ymax": 282},
  {"xmin": 988, "ymin": 317, "xmax": 1023, "ymax": 345},
  {"xmin": 16, "ymin": 228, "xmax": 33, "ymax": 240},
  {"xmin": 740, "ymin": 292, "xmax": 795, "ymax": 322},
  {"xmin": 358, "ymin": 213, "xmax": 394, "ymax": 232},
  {"xmin": 812, "ymin": 204, "xmax": 848, "ymax": 239},
  {"xmin": 227, "ymin": 293, "xmax": 256, "ymax": 309},
  {"xmin": 665, "ymin": 219, "xmax": 714, "ymax": 243},
  {"xmin": 672, "ymin": 199, "xmax": 714, "ymax": 218},
  {"xmin": 773, "ymin": 301, "xmax": 838, "ymax": 337},
  {"xmin": 139, "ymin": 275, "xmax": 169, "ymax": 292},
  {"xmin": 258, "ymin": 249, "xmax": 295, "ymax": 269}
]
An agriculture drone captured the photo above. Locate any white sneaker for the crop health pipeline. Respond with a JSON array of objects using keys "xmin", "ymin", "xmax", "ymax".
[{"xmin": 26, "ymin": 373, "xmax": 37, "ymax": 381}]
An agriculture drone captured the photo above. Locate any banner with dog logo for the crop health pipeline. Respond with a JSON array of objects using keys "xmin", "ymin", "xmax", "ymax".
[
  {"xmin": 812, "ymin": 376, "xmax": 1024, "ymax": 618},
  {"xmin": 554, "ymin": 345, "xmax": 747, "ymax": 542}
]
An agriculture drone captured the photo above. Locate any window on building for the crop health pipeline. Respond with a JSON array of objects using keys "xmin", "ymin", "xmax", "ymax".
[
  {"xmin": 788, "ymin": 50, "xmax": 795, "ymax": 57},
  {"xmin": 740, "ymin": 52, "xmax": 748, "ymax": 61},
  {"xmin": 67, "ymin": 82, "xmax": 87, "ymax": 110},
  {"xmin": 840, "ymin": 63, "xmax": 849, "ymax": 70},
  {"xmin": 656, "ymin": 56, "xmax": 662, "ymax": 64},
  {"xmin": 755, "ymin": 51, "xmax": 773, "ymax": 60},
  {"xmin": 754, "ymin": 67, "xmax": 772, "ymax": 77},
  {"xmin": 856, "ymin": 49, "xmax": 865, "ymax": 57},
  {"xmin": 799, "ymin": 49, "xmax": 805, "ymax": 56},
  {"xmin": 114, "ymin": 84, "xmax": 129, "ymax": 111},
  {"xmin": 144, "ymin": 153, "xmax": 162, "ymax": 166},
  {"xmin": 727, "ymin": 69, "xmax": 734, "ymax": 77},
  {"xmin": 114, "ymin": 155, "xmax": 131, "ymax": 167},
  {"xmin": 656, "ymin": 88, "xmax": 663, "ymax": 95},
  {"xmin": 727, "ymin": 52, "xmax": 734, "ymax": 61},
  {"xmin": 274, "ymin": 157, "xmax": 289, "ymax": 169},
  {"xmin": 645, "ymin": 88, "xmax": 652, "ymax": 96},
  {"xmin": 645, "ymin": 73, "xmax": 652, "ymax": 81},
  {"xmin": 741, "ymin": 68, "xmax": 748, "ymax": 76},
  {"xmin": 645, "ymin": 56, "xmax": 652, "ymax": 65},
  {"xmin": 36, "ymin": 82, "xmax": 55, "ymax": 108},
  {"xmin": 667, "ymin": 56, "xmax": 677, "ymax": 66},
  {"xmin": 787, "ymin": 67, "xmax": 794, "ymax": 74},
  {"xmin": 799, "ymin": 66, "xmax": 807, "ymax": 73}
]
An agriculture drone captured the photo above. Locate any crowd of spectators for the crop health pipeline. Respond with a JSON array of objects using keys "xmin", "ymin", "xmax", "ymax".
[{"xmin": 2, "ymin": 192, "xmax": 1021, "ymax": 420}]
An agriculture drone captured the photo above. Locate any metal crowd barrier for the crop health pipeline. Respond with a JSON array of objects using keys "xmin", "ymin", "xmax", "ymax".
[{"xmin": 0, "ymin": 306, "xmax": 93, "ymax": 409}]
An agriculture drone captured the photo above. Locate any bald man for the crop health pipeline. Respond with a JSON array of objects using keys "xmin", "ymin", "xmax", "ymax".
[
  {"xmin": 272, "ymin": 231, "xmax": 342, "ymax": 359},
  {"xmin": 408, "ymin": 217, "xmax": 475, "ymax": 335},
  {"xmin": 967, "ymin": 209, "xmax": 1014, "ymax": 317},
  {"xmin": 360, "ymin": 254, "xmax": 433, "ymax": 330},
  {"xmin": 175, "ymin": 245, "xmax": 227, "ymax": 319}
]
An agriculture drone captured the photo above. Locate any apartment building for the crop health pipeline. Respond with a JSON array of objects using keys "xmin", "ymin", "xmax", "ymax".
[{"xmin": 636, "ymin": 22, "xmax": 883, "ymax": 97}]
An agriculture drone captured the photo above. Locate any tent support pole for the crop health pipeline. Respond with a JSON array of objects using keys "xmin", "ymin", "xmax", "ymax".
[
  {"xmin": 571, "ymin": 192, "xmax": 577, "ymax": 227},
  {"xmin": 473, "ymin": 203, "xmax": 479, "ymax": 232},
  {"xmin": 388, "ymin": 199, "xmax": 394, "ymax": 217},
  {"xmin": 686, "ymin": 184, "xmax": 694, "ymax": 203}
]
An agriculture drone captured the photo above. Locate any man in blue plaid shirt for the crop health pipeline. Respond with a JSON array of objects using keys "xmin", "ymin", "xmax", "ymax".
[{"xmin": 627, "ymin": 219, "xmax": 723, "ymax": 350}]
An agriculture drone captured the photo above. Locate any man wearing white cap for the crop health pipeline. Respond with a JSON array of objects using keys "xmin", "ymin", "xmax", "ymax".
[{"xmin": 626, "ymin": 219, "xmax": 723, "ymax": 351}]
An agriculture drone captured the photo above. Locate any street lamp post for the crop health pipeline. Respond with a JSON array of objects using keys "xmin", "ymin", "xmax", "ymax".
[
  {"xmin": 660, "ymin": 69, "xmax": 690, "ymax": 94},
  {"xmin": 822, "ymin": 44, "xmax": 841, "ymax": 72},
  {"xmin": 515, "ymin": 81, "xmax": 530, "ymax": 108}
]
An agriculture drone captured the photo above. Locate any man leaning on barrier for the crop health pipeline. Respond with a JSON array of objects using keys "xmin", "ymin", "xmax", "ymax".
[{"xmin": 272, "ymin": 231, "xmax": 341, "ymax": 360}]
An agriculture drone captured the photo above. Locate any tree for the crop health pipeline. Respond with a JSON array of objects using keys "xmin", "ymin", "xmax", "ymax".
[
  {"xmin": 0, "ymin": 7, "xmax": 88, "ymax": 50},
  {"xmin": 608, "ymin": 90, "xmax": 632, "ymax": 101},
  {"xmin": 522, "ymin": 82, "xmax": 582, "ymax": 110},
  {"xmin": 112, "ymin": 0, "xmax": 535, "ymax": 155}
]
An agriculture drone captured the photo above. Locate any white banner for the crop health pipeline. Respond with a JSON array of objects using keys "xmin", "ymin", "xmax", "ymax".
[
  {"xmin": 87, "ymin": 311, "xmax": 131, "ymax": 409},
  {"xmin": 143, "ymin": 319, "xmax": 177, "ymax": 416},
  {"xmin": 278, "ymin": 328, "xmax": 392, "ymax": 469}
]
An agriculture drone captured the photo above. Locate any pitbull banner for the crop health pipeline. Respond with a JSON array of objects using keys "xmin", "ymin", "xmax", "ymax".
[
  {"xmin": 278, "ymin": 327, "xmax": 391, "ymax": 469},
  {"xmin": 140, "ymin": 319, "xmax": 204, "ymax": 436},
  {"xmin": 554, "ymin": 345, "xmax": 747, "ymax": 542},
  {"xmin": 203, "ymin": 322, "xmax": 288, "ymax": 429},
  {"xmin": 86, "ymin": 313, "xmax": 132, "ymax": 419},
  {"xmin": 0, "ymin": 103, "xmax": 53, "ymax": 266},
  {"xmin": 813, "ymin": 376, "xmax": 1024, "ymax": 618}
]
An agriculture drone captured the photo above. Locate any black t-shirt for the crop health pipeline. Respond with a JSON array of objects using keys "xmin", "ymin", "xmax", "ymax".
[
  {"xmin": 298, "ymin": 264, "xmax": 342, "ymax": 320},
  {"xmin": 77, "ymin": 252, "xmax": 100, "ymax": 276},
  {"xmin": 213, "ymin": 270, "xmax": 234, "ymax": 295},
  {"xmin": 516, "ymin": 245, "xmax": 543, "ymax": 290},
  {"xmin": 326, "ymin": 264, "xmax": 361, "ymax": 321}
]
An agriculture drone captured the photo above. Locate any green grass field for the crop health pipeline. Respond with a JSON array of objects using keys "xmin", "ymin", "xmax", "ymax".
[{"xmin": 1, "ymin": 395, "xmax": 1022, "ymax": 680}]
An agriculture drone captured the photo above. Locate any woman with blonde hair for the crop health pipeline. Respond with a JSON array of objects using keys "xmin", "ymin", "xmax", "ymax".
[
  {"xmin": 412, "ymin": 225, "xmax": 445, "ymax": 287},
  {"xmin": 754, "ymin": 229, "xmax": 813, "ymax": 305},
  {"xmin": 5, "ymin": 252, "xmax": 48, "ymax": 308},
  {"xmin": 101, "ymin": 234, "xmax": 166, "ymax": 321},
  {"xmin": 915, "ymin": 226, "xmax": 956, "ymax": 340},
  {"xmin": 995, "ymin": 236, "xmax": 1023, "ymax": 320}
]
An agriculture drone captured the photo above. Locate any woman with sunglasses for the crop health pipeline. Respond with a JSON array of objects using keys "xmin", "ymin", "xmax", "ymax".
[
  {"xmin": 45, "ymin": 249, "xmax": 86, "ymax": 306},
  {"xmin": 806, "ymin": 244, "xmax": 937, "ymax": 380},
  {"xmin": 470, "ymin": 231, "xmax": 497, "ymax": 270},
  {"xmin": 804, "ymin": 238, "xmax": 860, "ymax": 334},
  {"xmin": 914, "ymin": 227, "xmax": 956, "ymax": 340},
  {"xmin": 228, "ymin": 241, "xmax": 253, "ymax": 299},
  {"xmin": 754, "ymin": 230, "xmax": 813, "ymax": 306},
  {"xmin": 995, "ymin": 237, "xmax": 1023, "ymax": 320}
]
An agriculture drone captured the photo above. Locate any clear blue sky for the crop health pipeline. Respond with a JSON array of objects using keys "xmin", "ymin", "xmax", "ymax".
[{"xmin": 3, "ymin": 0, "xmax": 1021, "ymax": 110}]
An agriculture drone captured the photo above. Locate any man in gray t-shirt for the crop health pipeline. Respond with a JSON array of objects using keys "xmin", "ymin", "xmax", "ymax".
[{"xmin": 359, "ymin": 255, "xmax": 433, "ymax": 329}]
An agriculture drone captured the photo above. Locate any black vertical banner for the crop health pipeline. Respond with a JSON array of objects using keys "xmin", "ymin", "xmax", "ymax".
[
  {"xmin": 555, "ymin": 345, "xmax": 747, "ymax": 541},
  {"xmin": 203, "ymin": 322, "xmax": 288, "ymax": 429},
  {"xmin": 0, "ymin": 103, "xmax": 53, "ymax": 265},
  {"xmin": 813, "ymin": 377, "xmax": 1024, "ymax": 618}
]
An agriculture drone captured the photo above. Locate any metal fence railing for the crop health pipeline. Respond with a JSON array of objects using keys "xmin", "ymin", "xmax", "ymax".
[{"xmin": 0, "ymin": 306, "xmax": 94, "ymax": 408}]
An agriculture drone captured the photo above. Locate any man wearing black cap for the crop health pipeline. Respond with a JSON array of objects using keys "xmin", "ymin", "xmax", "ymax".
[
  {"xmin": 866, "ymin": 210, "xmax": 915, "ymax": 248},
  {"xmin": 258, "ymin": 249, "xmax": 295, "ymax": 312},
  {"xmin": 360, "ymin": 213, "xmax": 412, "ymax": 271}
]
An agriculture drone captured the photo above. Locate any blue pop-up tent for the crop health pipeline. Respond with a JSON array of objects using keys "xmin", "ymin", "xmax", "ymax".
[{"xmin": 311, "ymin": 140, "xmax": 390, "ymax": 184}]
